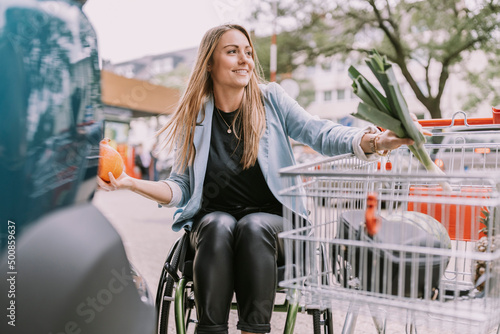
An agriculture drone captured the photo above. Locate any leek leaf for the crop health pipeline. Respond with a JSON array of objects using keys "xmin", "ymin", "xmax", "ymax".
[
  {"xmin": 350, "ymin": 50, "xmax": 449, "ymax": 190},
  {"xmin": 353, "ymin": 103, "xmax": 406, "ymax": 138}
]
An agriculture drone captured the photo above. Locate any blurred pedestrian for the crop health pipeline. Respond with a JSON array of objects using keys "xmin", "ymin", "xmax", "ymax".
[
  {"xmin": 149, "ymin": 141, "xmax": 159, "ymax": 181},
  {"xmin": 134, "ymin": 143, "xmax": 150, "ymax": 180}
]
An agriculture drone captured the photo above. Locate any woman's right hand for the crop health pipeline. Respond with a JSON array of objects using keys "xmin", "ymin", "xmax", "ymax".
[
  {"xmin": 97, "ymin": 172, "xmax": 173, "ymax": 204},
  {"xmin": 97, "ymin": 172, "xmax": 134, "ymax": 192}
]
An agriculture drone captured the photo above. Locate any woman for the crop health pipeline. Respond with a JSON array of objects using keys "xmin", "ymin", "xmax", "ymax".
[{"xmin": 98, "ymin": 24, "xmax": 416, "ymax": 334}]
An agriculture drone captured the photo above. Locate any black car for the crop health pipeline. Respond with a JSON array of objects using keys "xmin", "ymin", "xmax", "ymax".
[
  {"xmin": 432, "ymin": 127, "xmax": 500, "ymax": 172},
  {"xmin": 0, "ymin": 1, "xmax": 155, "ymax": 333}
]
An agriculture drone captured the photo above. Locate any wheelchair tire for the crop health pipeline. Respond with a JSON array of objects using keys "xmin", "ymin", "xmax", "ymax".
[
  {"xmin": 157, "ymin": 275, "xmax": 175, "ymax": 334},
  {"xmin": 156, "ymin": 236, "xmax": 184, "ymax": 334},
  {"xmin": 311, "ymin": 309, "xmax": 334, "ymax": 334}
]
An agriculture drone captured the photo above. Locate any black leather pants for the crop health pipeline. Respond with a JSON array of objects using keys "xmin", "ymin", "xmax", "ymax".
[{"xmin": 189, "ymin": 211, "xmax": 284, "ymax": 334}]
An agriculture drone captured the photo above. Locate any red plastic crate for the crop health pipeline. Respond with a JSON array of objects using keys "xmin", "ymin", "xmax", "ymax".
[{"xmin": 408, "ymin": 187, "xmax": 489, "ymax": 241}]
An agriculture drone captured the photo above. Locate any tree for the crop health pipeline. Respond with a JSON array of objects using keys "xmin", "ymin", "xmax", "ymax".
[
  {"xmin": 251, "ymin": 0, "xmax": 500, "ymax": 119},
  {"xmin": 252, "ymin": 32, "xmax": 316, "ymax": 107},
  {"xmin": 253, "ymin": 31, "xmax": 307, "ymax": 79},
  {"xmin": 463, "ymin": 54, "xmax": 500, "ymax": 110}
]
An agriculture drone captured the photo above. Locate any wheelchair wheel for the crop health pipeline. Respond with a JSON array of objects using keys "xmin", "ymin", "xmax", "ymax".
[
  {"xmin": 180, "ymin": 280, "xmax": 197, "ymax": 333},
  {"xmin": 157, "ymin": 275, "xmax": 197, "ymax": 334},
  {"xmin": 311, "ymin": 309, "xmax": 334, "ymax": 334},
  {"xmin": 157, "ymin": 275, "xmax": 175, "ymax": 334},
  {"xmin": 156, "ymin": 236, "xmax": 184, "ymax": 334}
]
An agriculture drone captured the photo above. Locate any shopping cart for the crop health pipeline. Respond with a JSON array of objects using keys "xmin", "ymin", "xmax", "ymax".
[{"xmin": 278, "ymin": 112, "xmax": 500, "ymax": 334}]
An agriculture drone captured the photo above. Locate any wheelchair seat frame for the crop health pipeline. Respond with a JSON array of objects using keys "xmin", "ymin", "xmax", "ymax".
[{"xmin": 155, "ymin": 233, "xmax": 333, "ymax": 334}]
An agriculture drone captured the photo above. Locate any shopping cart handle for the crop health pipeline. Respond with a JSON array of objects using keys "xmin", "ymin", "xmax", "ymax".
[
  {"xmin": 418, "ymin": 118, "xmax": 494, "ymax": 127},
  {"xmin": 418, "ymin": 107, "xmax": 500, "ymax": 127},
  {"xmin": 365, "ymin": 193, "xmax": 380, "ymax": 236}
]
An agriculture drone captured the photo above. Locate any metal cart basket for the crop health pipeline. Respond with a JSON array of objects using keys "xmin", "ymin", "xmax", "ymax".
[{"xmin": 279, "ymin": 118, "xmax": 500, "ymax": 333}]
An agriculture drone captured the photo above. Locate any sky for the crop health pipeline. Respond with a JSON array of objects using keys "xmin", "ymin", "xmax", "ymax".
[{"xmin": 83, "ymin": 0, "xmax": 255, "ymax": 64}]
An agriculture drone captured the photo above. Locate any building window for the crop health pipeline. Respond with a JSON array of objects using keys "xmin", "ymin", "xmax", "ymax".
[
  {"xmin": 324, "ymin": 90, "xmax": 332, "ymax": 102},
  {"xmin": 337, "ymin": 89, "xmax": 345, "ymax": 101}
]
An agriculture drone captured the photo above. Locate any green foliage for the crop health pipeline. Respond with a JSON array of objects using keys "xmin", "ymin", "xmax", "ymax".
[
  {"xmin": 479, "ymin": 207, "xmax": 498, "ymax": 237},
  {"xmin": 250, "ymin": 0, "xmax": 500, "ymax": 119},
  {"xmin": 462, "ymin": 55, "xmax": 500, "ymax": 111},
  {"xmin": 479, "ymin": 207, "xmax": 490, "ymax": 235},
  {"xmin": 253, "ymin": 32, "xmax": 315, "ymax": 107},
  {"xmin": 253, "ymin": 32, "xmax": 308, "ymax": 79}
]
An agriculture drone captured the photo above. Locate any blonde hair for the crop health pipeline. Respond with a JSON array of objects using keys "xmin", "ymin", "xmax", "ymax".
[{"xmin": 158, "ymin": 24, "xmax": 266, "ymax": 171}]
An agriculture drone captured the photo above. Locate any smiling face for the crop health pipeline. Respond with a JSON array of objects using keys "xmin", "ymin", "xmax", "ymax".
[{"xmin": 209, "ymin": 29, "xmax": 255, "ymax": 96}]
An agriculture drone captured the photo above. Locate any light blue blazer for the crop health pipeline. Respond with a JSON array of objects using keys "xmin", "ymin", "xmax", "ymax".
[{"xmin": 166, "ymin": 83, "xmax": 368, "ymax": 231}]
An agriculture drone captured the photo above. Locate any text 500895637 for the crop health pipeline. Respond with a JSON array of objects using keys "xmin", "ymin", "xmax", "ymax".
[{"xmin": 6, "ymin": 220, "xmax": 16, "ymax": 327}]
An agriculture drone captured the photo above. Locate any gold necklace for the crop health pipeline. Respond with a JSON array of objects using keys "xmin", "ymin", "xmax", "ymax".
[{"xmin": 215, "ymin": 107, "xmax": 233, "ymax": 134}]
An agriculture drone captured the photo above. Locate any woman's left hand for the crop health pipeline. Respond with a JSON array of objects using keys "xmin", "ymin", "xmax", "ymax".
[
  {"xmin": 374, "ymin": 130, "xmax": 414, "ymax": 152},
  {"xmin": 368, "ymin": 113, "xmax": 432, "ymax": 152}
]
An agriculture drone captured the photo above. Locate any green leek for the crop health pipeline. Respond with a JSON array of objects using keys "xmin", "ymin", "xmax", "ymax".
[{"xmin": 349, "ymin": 51, "xmax": 450, "ymax": 191}]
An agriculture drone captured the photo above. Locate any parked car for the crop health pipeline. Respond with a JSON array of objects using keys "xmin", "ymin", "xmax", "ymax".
[
  {"xmin": 0, "ymin": 1, "xmax": 155, "ymax": 333},
  {"xmin": 432, "ymin": 127, "xmax": 500, "ymax": 172}
]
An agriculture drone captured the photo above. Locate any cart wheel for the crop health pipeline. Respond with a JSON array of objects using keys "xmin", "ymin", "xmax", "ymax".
[
  {"xmin": 332, "ymin": 253, "xmax": 351, "ymax": 288},
  {"xmin": 324, "ymin": 309, "xmax": 334, "ymax": 334}
]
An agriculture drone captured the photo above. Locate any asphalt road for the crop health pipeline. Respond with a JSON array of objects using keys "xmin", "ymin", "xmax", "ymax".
[{"xmin": 92, "ymin": 189, "xmax": 498, "ymax": 334}]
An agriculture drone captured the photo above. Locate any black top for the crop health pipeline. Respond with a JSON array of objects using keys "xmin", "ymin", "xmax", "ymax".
[{"xmin": 199, "ymin": 107, "xmax": 282, "ymax": 220}]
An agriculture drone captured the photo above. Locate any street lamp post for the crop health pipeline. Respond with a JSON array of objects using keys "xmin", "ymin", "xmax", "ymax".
[{"xmin": 270, "ymin": 0, "xmax": 278, "ymax": 82}]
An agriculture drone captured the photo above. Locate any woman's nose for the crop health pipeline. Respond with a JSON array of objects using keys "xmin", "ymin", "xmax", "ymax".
[{"xmin": 238, "ymin": 51, "xmax": 247, "ymax": 64}]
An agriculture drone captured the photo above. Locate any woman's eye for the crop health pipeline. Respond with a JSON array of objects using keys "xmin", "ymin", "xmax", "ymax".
[{"xmin": 228, "ymin": 50, "xmax": 236, "ymax": 54}]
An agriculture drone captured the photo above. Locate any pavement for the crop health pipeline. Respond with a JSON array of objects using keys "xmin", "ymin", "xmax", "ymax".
[{"xmin": 92, "ymin": 189, "xmax": 498, "ymax": 334}]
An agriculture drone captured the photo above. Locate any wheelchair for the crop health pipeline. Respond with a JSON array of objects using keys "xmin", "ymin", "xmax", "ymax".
[{"xmin": 155, "ymin": 232, "xmax": 334, "ymax": 334}]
